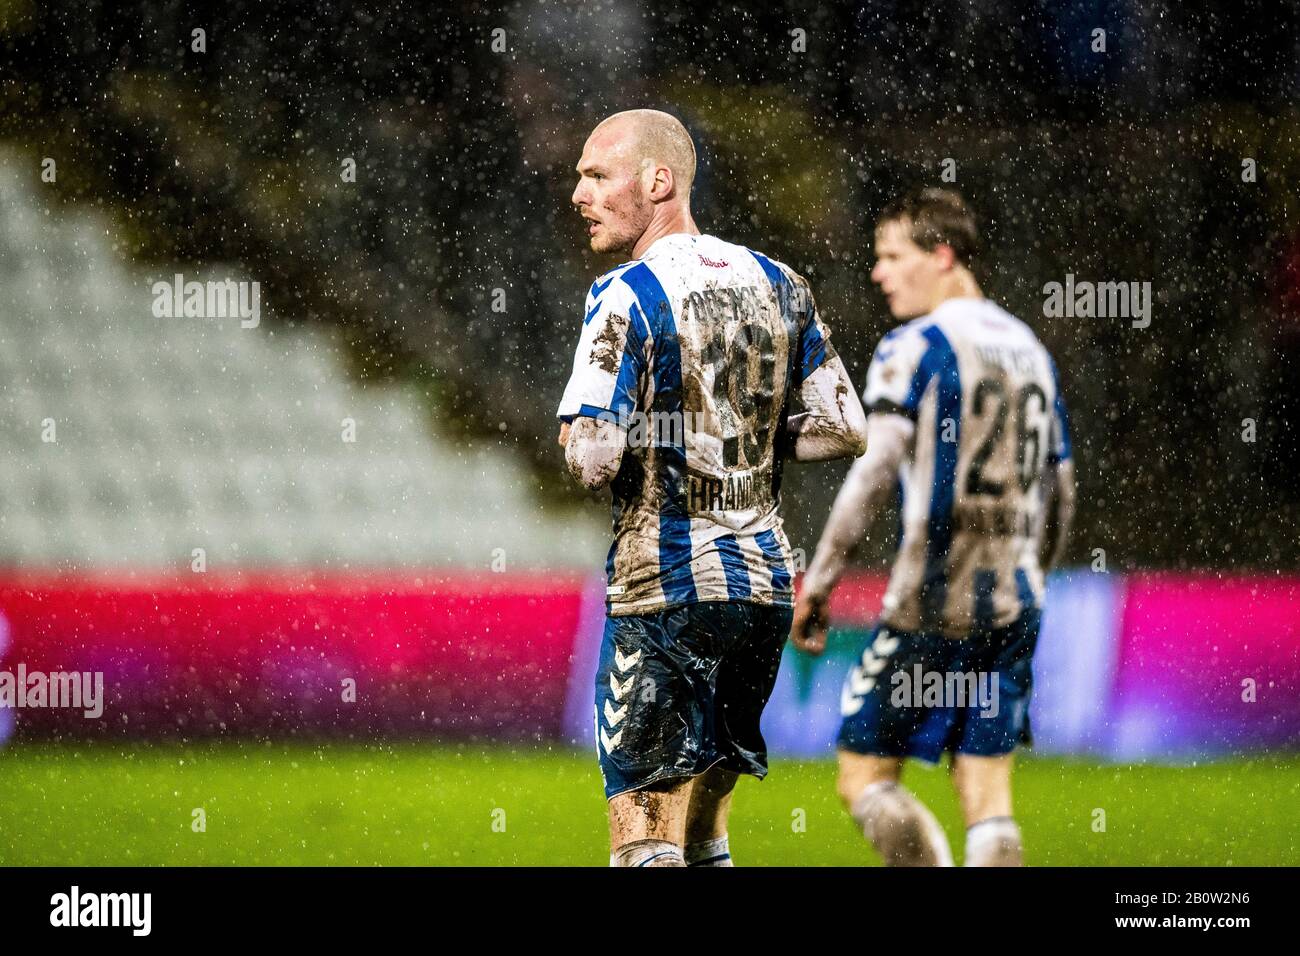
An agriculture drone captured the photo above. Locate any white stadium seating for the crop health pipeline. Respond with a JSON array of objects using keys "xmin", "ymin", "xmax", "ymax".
[{"xmin": 0, "ymin": 152, "xmax": 605, "ymax": 571}]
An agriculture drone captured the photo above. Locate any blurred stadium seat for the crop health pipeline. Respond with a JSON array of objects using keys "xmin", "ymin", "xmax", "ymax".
[{"xmin": 0, "ymin": 150, "xmax": 605, "ymax": 571}]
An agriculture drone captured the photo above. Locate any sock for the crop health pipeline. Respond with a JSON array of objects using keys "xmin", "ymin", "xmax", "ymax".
[
  {"xmin": 610, "ymin": 839, "xmax": 686, "ymax": 867},
  {"xmin": 850, "ymin": 781, "xmax": 954, "ymax": 867},
  {"xmin": 964, "ymin": 816, "xmax": 1022, "ymax": 867},
  {"xmin": 684, "ymin": 835, "xmax": 733, "ymax": 867}
]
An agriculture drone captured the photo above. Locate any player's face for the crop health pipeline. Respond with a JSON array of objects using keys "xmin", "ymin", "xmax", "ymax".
[
  {"xmin": 572, "ymin": 127, "xmax": 652, "ymax": 256},
  {"xmin": 871, "ymin": 218, "xmax": 946, "ymax": 320}
]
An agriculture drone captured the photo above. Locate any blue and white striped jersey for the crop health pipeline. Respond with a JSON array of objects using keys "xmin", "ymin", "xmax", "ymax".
[
  {"xmin": 864, "ymin": 298, "xmax": 1072, "ymax": 637},
  {"xmin": 558, "ymin": 233, "xmax": 836, "ymax": 616}
]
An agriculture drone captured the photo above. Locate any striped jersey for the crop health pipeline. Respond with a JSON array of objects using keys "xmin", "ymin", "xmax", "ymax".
[
  {"xmin": 557, "ymin": 233, "xmax": 836, "ymax": 616},
  {"xmin": 864, "ymin": 297, "xmax": 1072, "ymax": 638}
]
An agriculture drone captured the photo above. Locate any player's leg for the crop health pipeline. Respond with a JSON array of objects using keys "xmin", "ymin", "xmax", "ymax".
[
  {"xmin": 682, "ymin": 765, "xmax": 738, "ymax": 866},
  {"xmin": 837, "ymin": 751, "xmax": 952, "ymax": 866},
  {"xmin": 698, "ymin": 601, "xmax": 793, "ymax": 868},
  {"xmin": 596, "ymin": 605, "xmax": 731, "ymax": 867},
  {"xmin": 835, "ymin": 623, "xmax": 955, "ymax": 866},
  {"xmin": 951, "ymin": 753, "xmax": 1021, "ymax": 866},
  {"xmin": 949, "ymin": 609, "xmax": 1039, "ymax": 866},
  {"xmin": 608, "ymin": 778, "xmax": 693, "ymax": 866}
]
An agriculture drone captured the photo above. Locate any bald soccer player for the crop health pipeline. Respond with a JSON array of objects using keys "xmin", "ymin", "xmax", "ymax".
[{"xmin": 556, "ymin": 109, "xmax": 868, "ymax": 867}]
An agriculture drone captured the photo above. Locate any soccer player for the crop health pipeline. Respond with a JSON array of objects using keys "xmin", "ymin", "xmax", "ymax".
[
  {"xmin": 557, "ymin": 109, "xmax": 868, "ymax": 867},
  {"xmin": 791, "ymin": 188, "xmax": 1076, "ymax": 867}
]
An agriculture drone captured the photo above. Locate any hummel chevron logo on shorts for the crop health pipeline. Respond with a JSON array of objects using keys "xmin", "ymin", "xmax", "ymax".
[
  {"xmin": 840, "ymin": 628, "xmax": 900, "ymax": 717},
  {"xmin": 600, "ymin": 646, "xmax": 642, "ymax": 754}
]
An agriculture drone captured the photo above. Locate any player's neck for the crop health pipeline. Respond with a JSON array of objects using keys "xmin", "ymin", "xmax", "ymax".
[
  {"xmin": 927, "ymin": 269, "xmax": 982, "ymax": 312},
  {"xmin": 632, "ymin": 207, "xmax": 700, "ymax": 259}
]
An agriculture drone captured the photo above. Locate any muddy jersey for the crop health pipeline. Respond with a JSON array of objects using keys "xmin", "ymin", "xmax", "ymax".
[
  {"xmin": 863, "ymin": 298, "xmax": 1072, "ymax": 637},
  {"xmin": 557, "ymin": 233, "xmax": 835, "ymax": 616}
]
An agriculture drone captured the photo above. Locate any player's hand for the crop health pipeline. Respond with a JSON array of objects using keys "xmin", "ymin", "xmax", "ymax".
[
  {"xmin": 790, "ymin": 594, "xmax": 830, "ymax": 656},
  {"xmin": 557, "ymin": 422, "xmax": 570, "ymax": 447}
]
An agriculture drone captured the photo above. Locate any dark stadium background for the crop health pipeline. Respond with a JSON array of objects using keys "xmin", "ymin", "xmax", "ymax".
[{"xmin": 0, "ymin": 1, "xmax": 1296, "ymax": 866}]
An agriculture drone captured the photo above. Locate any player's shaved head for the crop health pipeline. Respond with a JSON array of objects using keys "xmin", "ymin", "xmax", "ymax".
[
  {"xmin": 590, "ymin": 109, "xmax": 696, "ymax": 196},
  {"xmin": 572, "ymin": 109, "xmax": 700, "ymax": 257}
]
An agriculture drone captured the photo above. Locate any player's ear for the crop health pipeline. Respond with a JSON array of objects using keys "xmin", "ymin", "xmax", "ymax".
[
  {"xmin": 933, "ymin": 243, "xmax": 957, "ymax": 271},
  {"xmin": 648, "ymin": 164, "xmax": 674, "ymax": 202}
]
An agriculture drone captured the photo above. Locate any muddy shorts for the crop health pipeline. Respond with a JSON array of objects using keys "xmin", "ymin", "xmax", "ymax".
[{"xmin": 594, "ymin": 600, "xmax": 793, "ymax": 800}]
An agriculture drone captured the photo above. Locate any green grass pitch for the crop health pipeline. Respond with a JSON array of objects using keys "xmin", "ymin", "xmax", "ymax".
[{"xmin": 0, "ymin": 743, "xmax": 1294, "ymax": 866}]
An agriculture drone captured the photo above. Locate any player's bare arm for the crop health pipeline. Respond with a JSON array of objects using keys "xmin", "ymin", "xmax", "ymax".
[{"xmin": 791, "ymin": 412, "xmax": 912, "ymax": 654}]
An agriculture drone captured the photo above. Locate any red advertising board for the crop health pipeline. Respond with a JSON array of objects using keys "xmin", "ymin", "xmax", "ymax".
[{"xmin": 0, "ymin": 571, "xmax": 586, "ymax": 739}]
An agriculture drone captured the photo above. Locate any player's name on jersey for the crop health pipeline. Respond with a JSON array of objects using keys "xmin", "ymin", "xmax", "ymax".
[
  {"xmin": 951, "ymin": 504, "xmax": 1036, "ymax": 538},
  {"xmin": 680, "ymin": 280, "xmax": 810, "ymax": 330},
  {"xmin": 974, "ymin": 342, "xmax": 1040, "ymax": 375},
  {"xmin": 686, "ymin": 467, "xmax": 763, "ymax": 514}
]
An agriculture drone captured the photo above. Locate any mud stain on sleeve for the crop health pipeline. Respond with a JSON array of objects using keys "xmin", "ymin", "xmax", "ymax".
[
  {"xmin": 591, "ymin": 311, "xmax": 632, "ymax": 375},
  {"xmin": 834, "ymin": 377, "xmax": 850, "ymax": 419}
]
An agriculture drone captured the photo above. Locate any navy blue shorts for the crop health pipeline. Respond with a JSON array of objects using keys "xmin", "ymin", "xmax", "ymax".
[
  {"xmin": 837, "ymin": 611, "xmax": 1040, "ymax": 763},
  {"xmin": 594, "ymin": 601, "xmax": 793, "ymax": 800}
]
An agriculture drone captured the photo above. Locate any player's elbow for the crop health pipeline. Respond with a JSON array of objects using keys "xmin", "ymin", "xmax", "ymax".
[
  {"xmin": 825, "ymin": 430, "xmax": 866, "ymax": 460},
  {"xmin": 565, "ymin": 444, "xmax": 616, "ymax": 491},
  {"xmin": 831, "ymin": 408, "xmax": 868, "ymax": 459},
  {"xmin": 563, "ymin": 418, "xmax": 625, "ymax": 491},
  {"xmin": 574, "ymin": 467, "xmax": 615, "ymax": 492},
  {"xmin": 842, "ymin": 391, "xmax": 869, "ymax": 458},
  {"xmin": 846, "ymin": 419, "xmax": 868, "ymax": 458}
]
